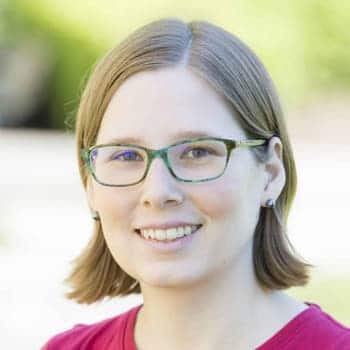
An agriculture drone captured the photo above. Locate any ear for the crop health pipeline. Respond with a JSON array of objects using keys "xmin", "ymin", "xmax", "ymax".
[{"xmin": 261, "ymin": 136, "xmax": 286, "ymax": 206}]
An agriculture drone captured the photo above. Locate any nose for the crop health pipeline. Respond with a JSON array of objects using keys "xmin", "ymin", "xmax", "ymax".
[{"xmin": 139, "ymin": 157, "xmax": 184, "ymax": 209}]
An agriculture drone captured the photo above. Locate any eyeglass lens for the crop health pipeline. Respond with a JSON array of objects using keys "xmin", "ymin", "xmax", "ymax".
[{"xmin": 90, "ymin": 139, "xmax": 228, "ymax": 185}]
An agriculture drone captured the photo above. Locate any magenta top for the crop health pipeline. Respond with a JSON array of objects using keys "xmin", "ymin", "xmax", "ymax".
[{"xmin": 41, "ymin": 302, "xmax": 350, "ymax": 349}]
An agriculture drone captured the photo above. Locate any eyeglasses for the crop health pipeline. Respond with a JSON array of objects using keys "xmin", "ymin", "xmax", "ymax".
[{"xmin": 81, "ymin": 136, "xmax": 268, "ymax": 187}]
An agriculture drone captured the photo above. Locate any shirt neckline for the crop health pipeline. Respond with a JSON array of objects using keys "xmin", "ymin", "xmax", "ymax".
[
  {"xmin": 256, "ymin": 301, "xmax": 321, "ymax": 349},
  {"xmin": 125, "ymin": 302, "xmax": 320, "ymax": 350},
  {"xmin": 125, "ymin": 303, "xmax": 143, "ymax": 350}
]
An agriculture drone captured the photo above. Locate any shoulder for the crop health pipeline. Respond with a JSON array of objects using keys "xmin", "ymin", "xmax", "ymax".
[
  {"xmin": 314, "ymin": 304, "xmax": 350, "ymax": 349},
  {"xmin": 259, "ymin": 301, "xmax": 350, "ymax": 350},
  {"xmin": 41, "ymin": 304, "xmax": 143, "ymax": 350},
  {"xmin": 294, "ymin": 302, "xmax": 350, "ymax": 349}
]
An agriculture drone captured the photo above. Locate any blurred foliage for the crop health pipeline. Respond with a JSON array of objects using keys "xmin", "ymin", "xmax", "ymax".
[
  {"xmin": 1, "ymin": 0, "xmax": 349, "ymax": 129},
  {"xmin": 2, "ymin": 0, "xmax": 101, "ymax": 130}
]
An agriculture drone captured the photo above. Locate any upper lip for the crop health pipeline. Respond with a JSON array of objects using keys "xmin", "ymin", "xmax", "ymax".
[{"xmin": 135, "ymin": 221, "xmax": 202, "ymax": 231}]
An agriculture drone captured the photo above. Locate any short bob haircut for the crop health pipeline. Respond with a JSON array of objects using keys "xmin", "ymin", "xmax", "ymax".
[{"xmin": 64, "ymin": 17, "xmax": 314, "ymax": 304}]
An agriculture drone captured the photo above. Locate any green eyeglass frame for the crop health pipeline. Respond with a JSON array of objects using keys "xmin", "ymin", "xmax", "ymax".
[{"xmin": 81, "ymin": 136, "xmax": 270, "ymax": 187}]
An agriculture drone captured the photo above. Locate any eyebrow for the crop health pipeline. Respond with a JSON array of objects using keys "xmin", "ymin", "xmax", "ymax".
[{"xmin": 103, "ymin": 131, "xmax": 218, "ymax": 145}]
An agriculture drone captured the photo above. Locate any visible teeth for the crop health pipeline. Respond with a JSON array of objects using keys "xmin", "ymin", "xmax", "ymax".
[
  {"xmin": 155, "ymin": 229, "xmax": 166, "ymax": 240},
  {"xmin": 141, "ymin": 230, "xmax": 149, "ymax": 239},
  {"xmin": 139, "ymin": 225, "xmax": 200, "ymax": 241},
  {"xmin": 165, "ymin": 227, "xmax": 178, "ymax": 239},
  {"xmin": 176, "ymin": 226, "xmax": 185, "ymax": 237}
]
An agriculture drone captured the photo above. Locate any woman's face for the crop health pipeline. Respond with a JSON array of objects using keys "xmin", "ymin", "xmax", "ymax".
[{"xmin": 87, "ymin": 65, "xmax": 276, "ymax": 289}]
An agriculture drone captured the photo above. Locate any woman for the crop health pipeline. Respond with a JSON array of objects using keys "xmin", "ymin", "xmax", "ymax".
[{"xmin": 42, "ymin": 18, "xmax": 350, "ymax": 349}]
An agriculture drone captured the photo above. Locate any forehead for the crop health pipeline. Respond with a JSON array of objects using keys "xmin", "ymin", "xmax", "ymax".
[{"xmin": 97, "ymin": 66, "xmax": 246, "ymax": 146}]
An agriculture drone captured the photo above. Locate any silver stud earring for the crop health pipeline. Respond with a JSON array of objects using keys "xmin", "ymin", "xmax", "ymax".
[
  {"xmin": 264, "ymin": 199, "xmax": 275, "ymax": 208},
  {"xmin": 92, "ymin": 211, "xmax": 100, "ymax": 221}
]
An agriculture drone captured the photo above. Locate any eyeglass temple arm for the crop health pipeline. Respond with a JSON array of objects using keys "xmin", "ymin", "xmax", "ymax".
[
  {"xmin": 235, "ymin": 139, "xmax": 268, "ymax": 147},
  {"xmin": 81, "ymin": 149, "xmax": 89, "ymax": 162}
]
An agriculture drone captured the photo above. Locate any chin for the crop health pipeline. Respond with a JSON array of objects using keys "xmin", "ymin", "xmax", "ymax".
[{"xmin": 137, "ymin": 266, "xmax": 206, "ymax": 289}]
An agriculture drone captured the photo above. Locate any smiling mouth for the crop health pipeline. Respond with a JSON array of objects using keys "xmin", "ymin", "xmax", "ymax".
[{"xmin": 134, "ymin": 224, "xmax": 203, "ymax": 242}]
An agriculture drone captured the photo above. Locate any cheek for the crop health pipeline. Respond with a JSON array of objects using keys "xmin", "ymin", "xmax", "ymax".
[
  {"xmin": 190, "ymin": 171, "xmax": 260, "ymax": 241},
  {"xmin": 94, "ymin": 187, "xmax": 136, "ymax": 234},
  {"xmin": 94, "ymin": 188, "xmax": 137, "ymax": 266},
  {"xmin": 192, "ymin": 174, "xmax": 246, "ymax": 220}
]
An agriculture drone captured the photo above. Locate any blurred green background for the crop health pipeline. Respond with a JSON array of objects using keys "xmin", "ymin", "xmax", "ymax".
[{"xmin": 1, "ymin": 0, "xmax": 349, "ymax": 129}]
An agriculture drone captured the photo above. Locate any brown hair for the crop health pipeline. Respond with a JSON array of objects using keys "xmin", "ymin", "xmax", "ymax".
[{"xmin": 64, "ymin": 17, "xmax": 314, "ymax": 304}]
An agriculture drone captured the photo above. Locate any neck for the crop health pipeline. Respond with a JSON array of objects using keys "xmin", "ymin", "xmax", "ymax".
[{"xmin": 133, "ymin": 241, "xmax": 300, "ymax": 350}]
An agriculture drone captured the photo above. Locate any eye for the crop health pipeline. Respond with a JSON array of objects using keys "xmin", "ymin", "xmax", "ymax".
[
  {"xmin": 112, "ymin": 150, "xmax": 143, "ymax": 161},
  {"xmin": 183, "ymin": 147, "xmax": 215, "ymax": 159}
]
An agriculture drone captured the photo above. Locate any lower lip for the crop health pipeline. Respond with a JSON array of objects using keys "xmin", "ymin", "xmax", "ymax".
[{"xmin": 135, "ymin": 226, "xmax": 202, "ymax": 253}]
